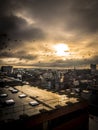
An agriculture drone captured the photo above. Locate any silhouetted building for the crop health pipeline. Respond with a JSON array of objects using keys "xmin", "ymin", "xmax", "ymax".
[
  {"xmin": 1, "ymin": 66, "xmax": 13, "ymax": 74},
  {"xmin": 90, "ymin": 64, "xmax": 96, "ymax": 74},
  {"xmin": 88, "ymin": 88, "xmax": 98, "ymax": 130}
]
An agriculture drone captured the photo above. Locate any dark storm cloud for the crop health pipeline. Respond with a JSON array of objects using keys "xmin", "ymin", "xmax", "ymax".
[
  {"xmin": 0, "ymin": 50, "xmax": 37, "ymax": 60},
  {"xmin": 87, "ymin": 56, "xmax": 98, "ymax": 64},
  {"xmin": 0, "ymin": 0, "xmax": 98, "ymax": 43},
  {"xmin": 0, "ymin": 0, "xmax": 45, "ymax": 51},
  {"xmin": 33, "ymin": 56, "xmax": 98, "ymax": 68},
  {"xmin": 20, "ymin": 0, "xmax": 98, "ymax": 33},
  {"xmin": 18, "ymin": 53, "xmax": 38, "ymax": 60},
  {"xmin": 0, "ymin": 51, "xmax": 13, "ymax": 58},
  {"xmin": 0, "ymin": 0, "xmax": 98, "ymax": 67},
  {"xmin": 1, "ymin": 0, "xmax": 98, "ymax": 33},
  {"xmin": 0, "ymin": 14, "xmax": 45, "ymax": 40}
]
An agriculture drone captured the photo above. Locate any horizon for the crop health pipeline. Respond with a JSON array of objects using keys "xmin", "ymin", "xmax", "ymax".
[{"xmin": 0, "ymin": 64, "xmax": 98, "ymax": 70}]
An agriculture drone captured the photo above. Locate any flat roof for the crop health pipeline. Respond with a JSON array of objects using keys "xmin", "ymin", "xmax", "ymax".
[{"xmin": 0, "ymin": 85, "xmax": 82, "ymax": 122}]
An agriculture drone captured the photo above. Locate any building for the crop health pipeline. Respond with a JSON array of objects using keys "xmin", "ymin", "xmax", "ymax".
[
  {"xmin": 90, "ymin": 64, "xmax": 96, "ymax": 74},
  {"xmin": 88, "ymin": 87, "xmax": 98, "ymax": 130},
  {"xmin": 0, "ymin": 82, "xmax": 89, "ymax": 130},
  {"xmin": 1, "ymin": 66, "xmax": 13, "ymax": 74}
]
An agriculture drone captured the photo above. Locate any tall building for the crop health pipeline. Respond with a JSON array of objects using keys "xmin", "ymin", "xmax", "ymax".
[
  {"xmin": 90, "ymin": 64, "xmax": 96, "ymax": 74},
  {"xmin": 89, "ymin": 88, "xmax": 98, "ymax": 130},
  {"xmin": 1, "ymin": 66, "xmax": 13, "ymax": 74}
]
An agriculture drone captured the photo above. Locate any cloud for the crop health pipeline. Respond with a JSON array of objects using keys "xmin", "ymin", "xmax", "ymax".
[
  {"xmin": 1, "ymin": 0, "xmax": 98, "ymax": 42},
  {"xmin": 0, "ymin": 50, "xmax": 38, "ymax": 61},
  {"xmin": 0, "ymin": 0, "xmax": 98, "ymax": 67}
]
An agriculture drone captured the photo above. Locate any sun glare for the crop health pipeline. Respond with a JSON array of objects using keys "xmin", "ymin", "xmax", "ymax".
[{"xmin": 53, "ymin": 43, "xmax": 69, "ymax": 56}]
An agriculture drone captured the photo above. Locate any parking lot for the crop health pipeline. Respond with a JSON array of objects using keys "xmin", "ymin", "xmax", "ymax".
[{"xmin": 0, "ymin": 85, "xmax": 79, "ymax": 121}]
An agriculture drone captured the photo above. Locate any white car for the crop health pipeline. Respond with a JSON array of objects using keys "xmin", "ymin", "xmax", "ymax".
[
  {"xmin": 11, "ymin": 89, "xmax": 18, "ymax": 93},
  {"xmin": 0, "ymin": 93, "xmax": 8, "ymax": 97},
  {"xmin": 29, "ymin": 100, "xmax": 39, "ymax": 106},
  {"xmin": 8, "ymin": 88, "xmax": 14, "ymax": 91},
  {"xmin": 18, "ymin": 94, "xmax": 27, "ymax": 98},
  {"xmin": 5, "ymin": 99, "xmax": 15, "ymax": 105}
]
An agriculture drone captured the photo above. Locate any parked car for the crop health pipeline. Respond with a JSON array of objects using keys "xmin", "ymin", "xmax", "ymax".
[
  {"xmin": 18, "ymin": 94, "xmax": 27, "ymax": 98},
  {"xmin": 10, "ymin": 89, "xmax": 19, "ymax": 93},
  {"xmin": 0, "ymin": 93, "xmax": 8, "ymax": 98},
  {"xmin": 4, "ymin": 99, "xmax": 15, "ymax": 106},
  {"xmin": 29, "ymin": 100, "xmax": 39, "ymax": 106}
]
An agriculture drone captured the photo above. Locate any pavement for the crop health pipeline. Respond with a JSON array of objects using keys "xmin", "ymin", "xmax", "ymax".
[{"xmin": 0, "ymin": 85, "xmax": 79, "ymax": 122}]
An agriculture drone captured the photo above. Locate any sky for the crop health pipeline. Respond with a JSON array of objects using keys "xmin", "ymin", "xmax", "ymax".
[{"xmin": 0, "ymin": 0, "xmax": 98, "ymax": 69}]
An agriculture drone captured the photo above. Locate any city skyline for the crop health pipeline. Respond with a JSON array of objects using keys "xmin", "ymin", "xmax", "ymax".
[{"xmin": 0, "ymin": 0, "xmax": 98, "ymax": 68}]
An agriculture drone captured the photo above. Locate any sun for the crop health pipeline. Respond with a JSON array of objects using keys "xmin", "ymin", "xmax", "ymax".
[{"xmin": 53, "ymin": 43, "xmax": 69, "ymax": 56}]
